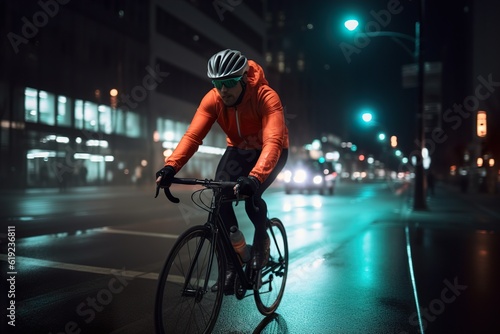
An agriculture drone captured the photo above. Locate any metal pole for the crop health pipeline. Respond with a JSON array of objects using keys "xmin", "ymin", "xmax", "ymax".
[{"xmin": 413, "ymin": 0, "xmax": 427, "ymax": 210}]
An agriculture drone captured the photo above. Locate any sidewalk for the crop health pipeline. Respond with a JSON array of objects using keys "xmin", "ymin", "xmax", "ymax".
[
  {"xmin": 396, "ymin": 181, "xmax": 500, "ymax": 333},
  {"xmin": 402, "ymin": 181, "xmax": 500, "ymax": 229}
]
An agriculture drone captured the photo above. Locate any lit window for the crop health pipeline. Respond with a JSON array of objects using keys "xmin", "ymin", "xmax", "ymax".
[
  {"xmin": 113, "ymin": 108, "xmax": 125, "ymax": 135},
  {"xmin": 98, "ymin": 105, "xmax": 112, "ymax": 134},
  {"xmin": 57, "ymin": 95, "xmax": 71, "ymax": 127},
  {"xmin": 75, "ymin": 99, "xmax": 84, "ymax": 129},
  {"xmin": 39, "ymin": 91, "xmax": 55, "ymax": 125},
  {"xmin": 126, "ymin": 111, "xmax": 140, "ymax": 138},
  {"xmin": 24, "ymin": 87, "xmax": 38, "ymax": 123},
  {"xmin": 84, "ymin": 102, "xmax": 98, "ymax": 131}
]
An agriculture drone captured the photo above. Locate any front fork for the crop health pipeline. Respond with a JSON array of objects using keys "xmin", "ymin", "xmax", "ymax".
[{"xmin": 181, "ymin": 226, "xmax": 221, "ymax": 300}]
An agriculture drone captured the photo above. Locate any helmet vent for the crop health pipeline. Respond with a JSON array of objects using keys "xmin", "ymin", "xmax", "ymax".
[{"xmin": 207, "ymin": 49, "xmax": 248, "ymax": 79}]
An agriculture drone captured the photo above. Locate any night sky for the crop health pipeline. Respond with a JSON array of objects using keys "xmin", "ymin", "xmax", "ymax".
[{"xmin": 272, "ymin": 0, "xmax": 466, "ymax": 158}]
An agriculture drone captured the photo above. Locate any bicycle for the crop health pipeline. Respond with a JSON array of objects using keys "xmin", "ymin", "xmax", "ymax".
[{"xmin": 154, "ymin": 177, "xmax": 289, "ymax": 334}]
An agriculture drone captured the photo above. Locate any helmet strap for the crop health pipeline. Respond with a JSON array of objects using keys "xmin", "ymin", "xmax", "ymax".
[{"xmin": 231, "ymin": 80, "xmax": 246, "ymax": 106}]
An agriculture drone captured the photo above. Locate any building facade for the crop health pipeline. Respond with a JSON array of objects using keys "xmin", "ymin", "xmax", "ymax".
[{"xmin": 0, "ymin": 0, "xmax": 268, "ymax": 189}]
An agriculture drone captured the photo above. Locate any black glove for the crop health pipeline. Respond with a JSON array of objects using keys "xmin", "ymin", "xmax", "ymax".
[
  {"xmin": 156, "ymin": 166, "xmax": 176, "ymax": 188},
  {"xmin": 236, "ymin": 176, "xmax": 260, "ymax": 196}
]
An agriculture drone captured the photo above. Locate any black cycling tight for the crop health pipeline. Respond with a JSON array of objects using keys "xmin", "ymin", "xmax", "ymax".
[{"xmin": 215, "ymin": 146, "xmax": 288, "ymax": 243}]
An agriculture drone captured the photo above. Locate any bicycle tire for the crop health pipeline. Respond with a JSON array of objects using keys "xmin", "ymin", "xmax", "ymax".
[
  {"xmin": 253, "ymin": 218, "xmax": 288, "ymax": 315},
  {"xmin": 154, "ymin": 225, "xmax": 224, "ymax": 334}
]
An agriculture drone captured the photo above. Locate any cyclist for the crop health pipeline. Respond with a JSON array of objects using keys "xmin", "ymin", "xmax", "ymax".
[{"xmin": 156, "ymin": 49, "xmax": 289, "ymax": 293}]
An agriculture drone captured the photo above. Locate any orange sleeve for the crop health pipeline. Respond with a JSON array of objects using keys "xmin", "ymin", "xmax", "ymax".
[
  {"xmin": 248, "ymin": 87, "xmax": 286, "ymax": 183},
  {"xmin": 164, "ymin": 91, "xmax": 218, "ymax": 172}
]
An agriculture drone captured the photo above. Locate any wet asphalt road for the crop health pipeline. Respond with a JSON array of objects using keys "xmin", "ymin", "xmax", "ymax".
[{"xmin": 0, "ymin": 180, "xmax": 499, "ymax": 333}]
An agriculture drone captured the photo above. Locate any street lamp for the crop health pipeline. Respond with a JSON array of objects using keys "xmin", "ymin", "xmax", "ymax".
[
  {"xmin": 344, "ymin": 19, "xmax": 359, "ymax": 31},
  {"xmin": 343, "ymin": 0, "xmax": 427, "ymax": 210},
  {"xmin": 357, "ymin": 111, "xmax": 391, "ymax": 169},
  {"xmin": 361, "ymin": 112, "xmax": 373, "ymax": 123}
]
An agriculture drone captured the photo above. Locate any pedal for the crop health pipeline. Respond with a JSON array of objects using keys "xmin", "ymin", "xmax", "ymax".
[{"xmin": 234, "ymin": 273, "xmax": 247, "ymax": 300}]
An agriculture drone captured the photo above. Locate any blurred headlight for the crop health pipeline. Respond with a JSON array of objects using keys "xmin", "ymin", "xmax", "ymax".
[
  {"xmin": 313, "ymin": 175, "xmax": 323, "ymax": 184},
  {"xmin": 293, "ymin": 169, "xmax": 307, "ymax": 183},
  {"xmin": 283, "ymin": 170, "xmax": 292, "ymax": 183}
]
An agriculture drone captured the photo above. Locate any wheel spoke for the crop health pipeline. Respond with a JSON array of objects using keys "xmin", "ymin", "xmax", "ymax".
[
  {"xmin": 253, "ymin": 218, "xmax": 288, "ymax": 315},
  {"xmin": 155, "ymin": 227, "xmax": 223, "ymax": 333}
]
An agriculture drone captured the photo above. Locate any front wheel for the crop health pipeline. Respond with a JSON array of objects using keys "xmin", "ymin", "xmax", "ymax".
[
  {"xmin": 254, "ymin": 218, "xmax": 288, "ymax": 315},
  {"xmin": 154, "ymin": 226, "xmax": 224, "ymax": 334}
]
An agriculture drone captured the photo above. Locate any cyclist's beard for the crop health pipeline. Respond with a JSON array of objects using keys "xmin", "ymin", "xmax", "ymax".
[{"xmin": 226, "ymin": 82, "xmax": 246, "ymax": 107}]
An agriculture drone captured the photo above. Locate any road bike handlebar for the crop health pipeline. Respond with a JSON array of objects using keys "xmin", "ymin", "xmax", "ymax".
[{"xmin": 155, "ymin": 177, "xmax": 238, "ymax": 203}]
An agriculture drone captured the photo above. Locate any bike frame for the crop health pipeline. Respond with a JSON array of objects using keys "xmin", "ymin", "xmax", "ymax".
[
  {"xmin": 165, "ymin": 179, "xmax": 256, "ymax": 293},
  {"xmin": 155, "ymin": 177, "xmax": 288, "ymax": 334}
]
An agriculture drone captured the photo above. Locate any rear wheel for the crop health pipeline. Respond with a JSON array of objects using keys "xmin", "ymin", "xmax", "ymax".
[
  {"xmin": 253, "ymin": 218, "xmax": 288, "ymax": 315},
  {"xmin": 155, "ymin": 226, "xmax": 224, "ymax": 334}
]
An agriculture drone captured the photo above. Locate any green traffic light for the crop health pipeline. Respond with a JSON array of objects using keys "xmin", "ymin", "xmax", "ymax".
[
  {"xmin": 361, "ymin": 112, "xmax": 373, "ymax": 123},
  {"xmin": 344, "ymin": 19, "xmax": 359, "ymax": 31}
]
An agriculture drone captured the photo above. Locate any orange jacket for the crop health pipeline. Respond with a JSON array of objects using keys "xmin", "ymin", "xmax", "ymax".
[{"xmin": 165, "ymin": 60, "xmax": 289, "ymax": 183}]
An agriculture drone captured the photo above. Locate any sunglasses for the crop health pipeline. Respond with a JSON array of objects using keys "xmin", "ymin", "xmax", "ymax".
[{"xmin": 211, "ymin": 76, "xmax": 242, "ymax": 89}]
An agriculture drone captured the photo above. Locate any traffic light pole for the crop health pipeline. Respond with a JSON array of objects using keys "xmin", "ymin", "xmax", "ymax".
[
  {"xmin": 343, "ymin": 1, "xmax": 428, "ymax": 209},
  {"xmin": 413, "ymin": 0, "xmax": 427, "ymax": 210}
]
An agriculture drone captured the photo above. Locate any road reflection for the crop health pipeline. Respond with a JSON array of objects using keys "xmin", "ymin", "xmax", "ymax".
[{"xmin": 252, "ymin": 313, "xmax": 288, "ymax": 333}]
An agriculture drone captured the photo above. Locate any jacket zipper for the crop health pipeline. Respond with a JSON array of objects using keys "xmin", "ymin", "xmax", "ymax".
[{"xmin": 234, "ymin": 107, "xmax": 247, "ymax": 144}]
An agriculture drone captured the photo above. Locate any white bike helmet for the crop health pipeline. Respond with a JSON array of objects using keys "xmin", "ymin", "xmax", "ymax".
[{"xmin": 207, "ymin": 49, "xmax": 248, "ymax": 79}]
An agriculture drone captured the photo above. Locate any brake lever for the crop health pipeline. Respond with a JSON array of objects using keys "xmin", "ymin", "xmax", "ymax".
[
  {"xmin": 233, "ymin": 195, "xmax": 259, "ymax": 212},
  {"xmin": 154, "ymin": 184, "xmax": 160, "ymax": 198},
  {"xmin": 233, "ymin": 184, "xmax": 259, "ymax": 212},
  {"xmin": 251, "ymin": 196, "xmax": 259, "ymax": 212},
  {"xmin": 154, "ymin": 183, "xmax": 180, "ymax": 203},
  {"xmin": 234, "ymin": 184, "xmax": 241, "ymax": 206}
]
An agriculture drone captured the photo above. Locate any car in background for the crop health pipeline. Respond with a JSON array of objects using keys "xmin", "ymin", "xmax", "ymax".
[{"xmin": 283, "ymin": 159, "xmax": 337, "ymax": 195}]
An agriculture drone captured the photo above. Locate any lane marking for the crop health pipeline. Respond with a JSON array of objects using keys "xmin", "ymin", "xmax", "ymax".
[
  {"xmin": 405, "ymin": 225, "xmax": 425, "ymax": 334},
  {"xmin": 0, "ymin": 228, "xmax": 187, "ymax": 284},
  {"xmin": 0, "ymin": 254, "xmax": 164, "ymax": 280},
  {"xmin": 97, "ymin": 227, "xmax": 179, "ymax": 239}
]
